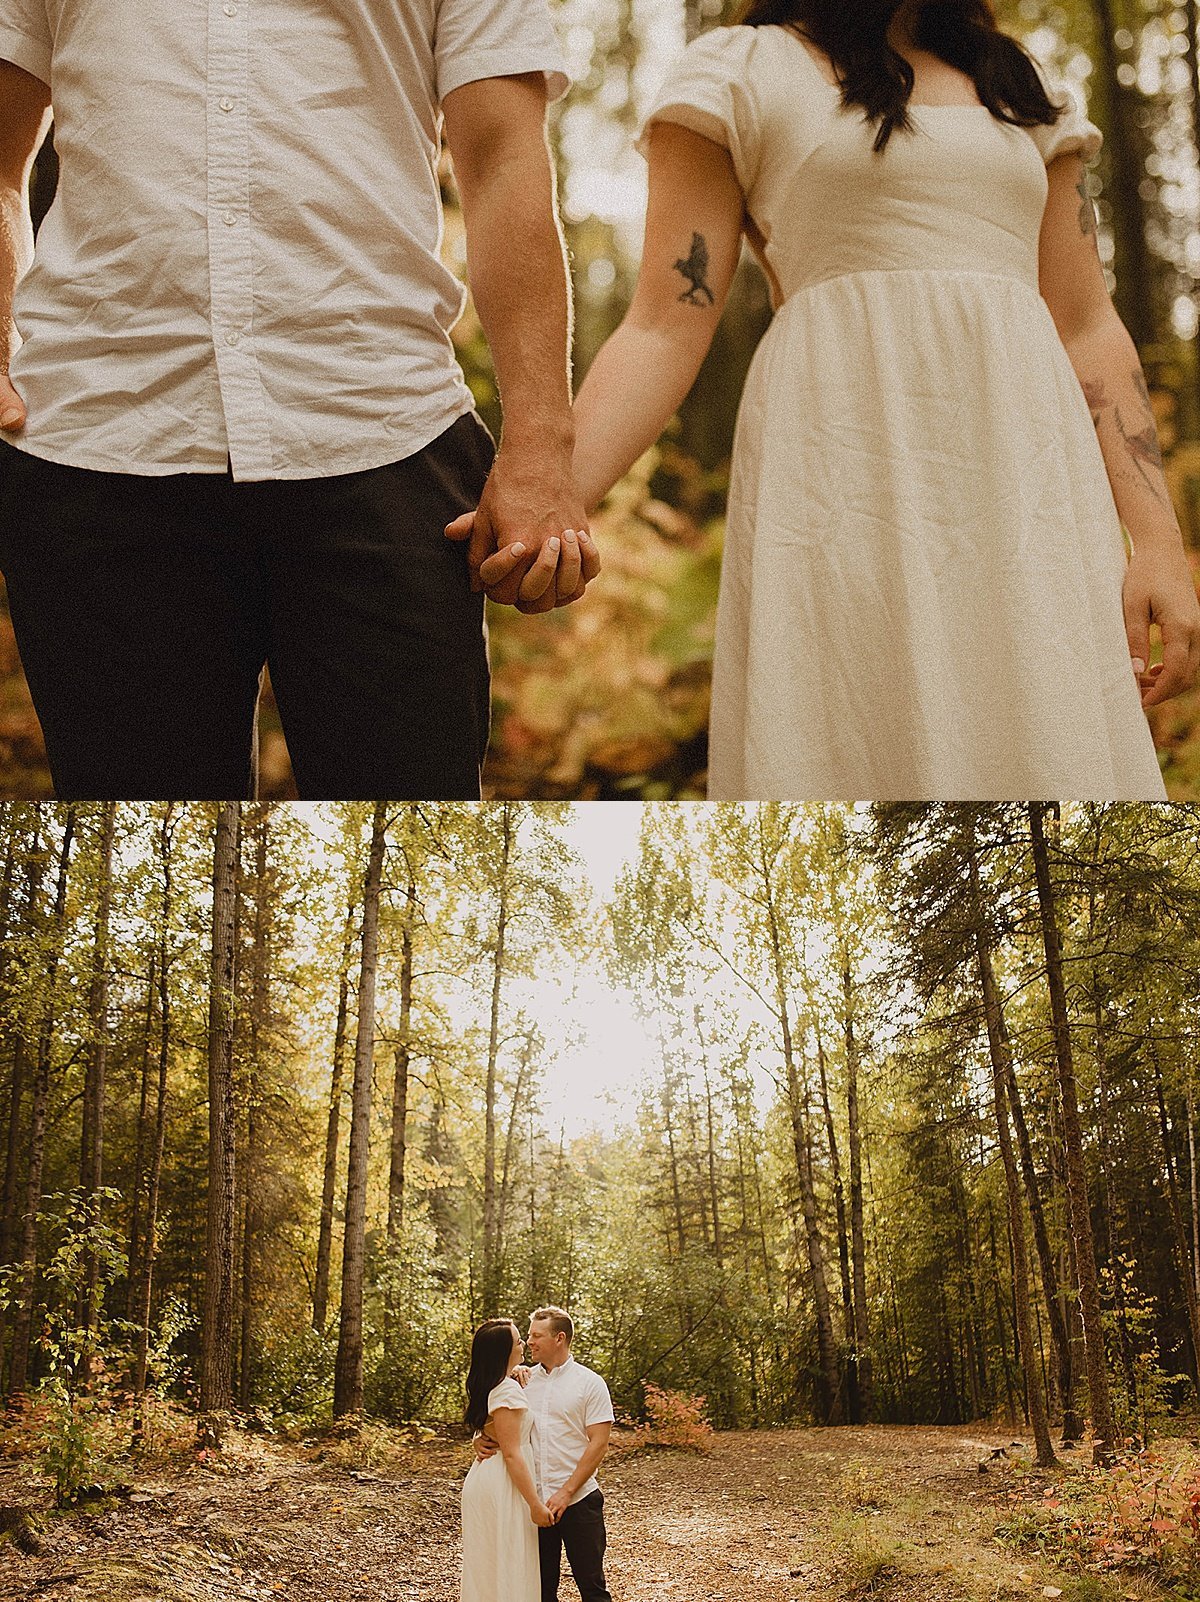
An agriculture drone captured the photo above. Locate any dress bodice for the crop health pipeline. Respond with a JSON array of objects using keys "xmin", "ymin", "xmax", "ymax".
[{"xmin": 639, "ymin": 24, "xmax": 1100, "ymax": 306}]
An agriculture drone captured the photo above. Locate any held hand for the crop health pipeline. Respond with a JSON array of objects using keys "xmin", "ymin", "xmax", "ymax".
[
  {"xmin": 511, "ymin": 1365, "xmax": 532, "ymax": 1388},
  {"xmin": 531, "ymin": 1502, "xmax": 556, "ymax": 1529},
  {"xmin": 473, "ymin": 1432, "xmax": 499, "ymax": 1463},
  {"xmin": 545, "ymin": 1489, "xmax": 571, "ymax": 1522},
  {"xmin": 443, "ymin": 445, "xmax": 598, "ymax": 612},
  {"xmin": 446, "ymin": 511, "xmax": 600, "ymax": 611},
  {"xmin": 0, "ymin": 373, "xmax": 26, "ymax": 433},
  {"xmin": 1123, "ymin": 544, "xmax": 1200, "ymax": 708}
]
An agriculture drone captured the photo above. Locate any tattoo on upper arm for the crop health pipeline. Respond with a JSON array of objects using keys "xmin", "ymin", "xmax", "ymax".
[
  {"xmin": 674, "ymin": 232, "xmax": 715, "ymax": 307},
  {"xmin": 1076, "ymin": 173, "xmax": 1097, "ymax": 240}
]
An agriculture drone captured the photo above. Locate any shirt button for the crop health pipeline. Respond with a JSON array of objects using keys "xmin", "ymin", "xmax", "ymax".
[
  {"xmin": 224, "ymin": 3, "xmax": 238, "ymax": 13},
  {"xmin": 219, "ymin": 97, "xmax": 235, "ymax": 112},
  {"xmin": 223, "ymin": 211, "xmax": 238, "ymax": 227},
  {"xmin": 226, "ymin": 331, "xmax": 241, "ymax": 347}
]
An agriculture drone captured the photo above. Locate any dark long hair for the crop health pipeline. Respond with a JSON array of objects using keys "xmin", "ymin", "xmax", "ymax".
[
  {"xmin": 736, "ymin": 0, "xmax": 1062, "ymax": 151},
  {"xmin": 465, "ymin": 1320, "xmax": 517, "ymax": 1433}
]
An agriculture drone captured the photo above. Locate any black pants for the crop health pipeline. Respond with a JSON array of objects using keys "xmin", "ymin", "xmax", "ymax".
[
  {"xmin": 0, "ymin": 413, "xmax": 494, "ymax": 799},
  {"xmin": 539, "ymin": 1490, "xmax": 612, "ymax": 1602}
]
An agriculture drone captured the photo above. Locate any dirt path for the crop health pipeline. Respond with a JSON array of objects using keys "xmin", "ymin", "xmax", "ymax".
[{"xmin": 0, "ymin": 1426, "xmax": 1142, "ymax": 1602}]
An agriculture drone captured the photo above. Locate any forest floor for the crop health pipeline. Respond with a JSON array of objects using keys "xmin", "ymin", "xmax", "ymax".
[{"xmin": 0, "ymin": 1421, "xmax": 1179, "ymax": 1602}]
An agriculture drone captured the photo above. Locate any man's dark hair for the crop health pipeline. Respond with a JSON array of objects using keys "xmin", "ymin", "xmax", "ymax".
[
  {"xmin": 465, "ymin": 1320, "xmax": 517, "ymax": 1433},
  {"xmin": 531, "ymin": 1305, "xmax": 574, "ymax": 1344},
  {"xmin": 735, "ymin": 0, "xmax": 1062, "ymax": 151}
]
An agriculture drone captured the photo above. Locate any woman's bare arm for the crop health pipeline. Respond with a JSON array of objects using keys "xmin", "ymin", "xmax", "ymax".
[
  {"xmin": 1039, "ymin": 149, "xmax": 1200, "ymax": 707},
  {"xmin": 569, "ymin": 122, "xmax": 746, "ymax": 511},
  {"xmin": 489, "ymin": 1406, "xmax": 551, "ymax": 1524}
]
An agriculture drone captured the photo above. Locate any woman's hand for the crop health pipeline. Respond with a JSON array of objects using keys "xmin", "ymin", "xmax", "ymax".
[
  {"xmin": 1122, "ymin": 542, "xmax": 1200, "ymax": 708},
  {"xmin": 531, "ymin": 1501, "xmax": 556, "ymax": 1528},
  {"xmin": 445, "ymin": 510, "xmax": 599, "ymax": 610}
]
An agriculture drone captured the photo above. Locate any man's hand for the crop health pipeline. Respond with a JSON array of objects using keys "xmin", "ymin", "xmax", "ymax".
[
  {"xmin": 0, "ymin": 372, "xmax": 25, "ymax": 432},
  {"xmin": 446, "ymin": 443, "xmax": 596, "ymax": 613},
  {"xmin": 473, "ymin": 1430, "xmax": 499, "ymax": 1463},
  {"xmin": 545, "ymin": 1488, "xmax": 571, "ymax": 1522}
]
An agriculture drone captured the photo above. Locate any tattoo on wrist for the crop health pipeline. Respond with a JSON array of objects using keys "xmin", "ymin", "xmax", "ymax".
[{"xmin": 674, "ymin": 232, "xmax": 715, "ymax": 306}]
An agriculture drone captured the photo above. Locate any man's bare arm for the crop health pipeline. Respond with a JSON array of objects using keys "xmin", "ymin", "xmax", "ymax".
[
  {"xmin": 441, "ymin": 73, "xmax": 597, "ymax": 613},
  {"xmin": 0, "ymin": 59, "xmax": 51, "ymax": 431},
  {"xmin": 544, "ymin": 1421, "xmax": 612, "ymax": 1520}
]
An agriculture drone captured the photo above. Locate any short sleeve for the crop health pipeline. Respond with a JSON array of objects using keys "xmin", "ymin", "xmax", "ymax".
[
  {"xmin": 635, "ymin": 26, "xmax": 762, "ymax": 196},
  {"xmin": 583, "ymin": 1374, "xmax": 615, "ymax": 1429},
  {"xmin": 0, "ymin": 1, "xmax": 53, "ymax": 85},
  {"xmin": 434, "ymin": 0, "xmax": 569, "ymax": 107},
  {"xmin": 487, "ymin": 1377, "xmax": 529, "ymax": 1414},
  {"xmin": 1026, "ymin": 69, "xmax": 1102, "ymax": 166}
]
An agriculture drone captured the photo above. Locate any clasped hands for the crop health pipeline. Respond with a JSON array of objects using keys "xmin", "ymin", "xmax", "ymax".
[{"xmin": 443, "ymin": 447, "xmax": 599, "ymax": 615}]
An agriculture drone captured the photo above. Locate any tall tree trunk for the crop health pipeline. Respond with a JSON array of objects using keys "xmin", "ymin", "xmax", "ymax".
[
  {"xmin": 761, "ymin": 880, "xmax": 838, "ymax": 1419},
  {"xmin": 385, "ymin": 867, "xmax": 416, "ymax": 1344},
  {"xmin": 1151, "ymin": 1047, "xmax": 1200, "ymax": 1386},
  {"xmin": 126, "ymin": 950, "xmax": 158, "ymax": 1318},
  {"xmin": 969, "ymin": 840, "xmax": 1056, "ymax": 1467},
  {"xmin": 201, "ymin": 804, "xmax": 240, "ymax": 1424},
  {"xmin": 482, "ymin": 806, "xmax": 513, "ymax": 1318},
  {"xmin": 8, "ymin": 810, "xmax": 75, "ymax": 1399},
  {"xmin": 133, "ymin": 808, "xmax": 176, "ymax": 1426},
  {"xmin": 313, "ymin": 891, "xmax": 357, "ymax": 1333},
  {"xmin": 1002, "ymin": 1052, "xmax": 1080, "ymax": 1441},
  {"xmin": 1088, "ymin": 0, "xmax": 1157, "ymax": 346},
  {"xmin": 840, "ymin": 937, "xmax": 871, "ymax": 1423},
  {"xmin": 0, "ymin": 827, "xmax": 45, "ymax": 1363},
  {"xmin": 1028, "ymin": 803, "xmax": 1116, "ymax": 1464},
  {"xmin": 334, "ymin": 803, "xmax": 387, "ymax": 1419},
  {"xmin": 814, "ymin": 1016, "xmax": 855, "ymax": 1377},
  {"xmin": 239, "ymin": 809, "xmax": 269, "ymax": 1411},
  {"xmin": 79, "ymin": 802, "xmax": 116, "ymax": 1334}
]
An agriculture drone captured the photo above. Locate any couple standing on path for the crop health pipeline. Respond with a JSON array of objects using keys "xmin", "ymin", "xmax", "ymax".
[
  {"xmin": 1, "ymin": 0, "xmax": 1198, "ymax": 805},
  {"xmin": 461, "ymin": 1308, "xmax": 615, "ymax": 1602}
]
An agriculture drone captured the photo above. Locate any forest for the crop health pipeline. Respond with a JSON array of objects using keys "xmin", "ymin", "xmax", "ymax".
[
  {"xmin": 4, "ymin": 799, "xmax": 1200, "ymax": 1598},
  {"xmin": 1, "ymin": 801, "xmax": 1199, "ymax": 1436},
  {"xmin": 2, "ymin": 0, "xmax": 1199, "ymax": 799}
]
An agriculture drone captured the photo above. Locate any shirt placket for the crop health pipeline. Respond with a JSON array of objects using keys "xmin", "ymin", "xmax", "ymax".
[
  {"xmin": 206, "ymin": 0, "xmax": 274, "ymax": 479},
  {"xmin": 537, "ymin": 1381, "xmax": 549, "ymax": 1497}
]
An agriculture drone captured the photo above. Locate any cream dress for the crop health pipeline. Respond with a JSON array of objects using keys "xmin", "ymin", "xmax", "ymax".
[
  {"xmin": 460, "ymin": 1377, "xmax": 540, "ymax": 1602},
  {"xmin": 640, "ymin": 24, "xmax": 1168, "ymax": 801}
]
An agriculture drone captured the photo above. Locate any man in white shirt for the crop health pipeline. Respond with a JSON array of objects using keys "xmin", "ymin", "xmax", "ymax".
[
  {"xmin": 479, "ymin": 1304, "xmax": 615, "ymax": 1600},
  {"xmin": 0, "ymin": 0, "xmax": 597, "ymax": 799}
]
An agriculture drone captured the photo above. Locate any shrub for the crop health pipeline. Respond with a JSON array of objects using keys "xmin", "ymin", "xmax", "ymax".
[{"xmin": 633, "ymin": 1383, "xmax": 714, "ymax": 1453}]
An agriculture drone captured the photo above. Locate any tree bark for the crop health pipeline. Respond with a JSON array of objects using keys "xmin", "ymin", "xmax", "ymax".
[
  {"xmin": 1028, "ymin": 802, "xmax": 1116, "ymax": 1463},
  {"xmin": 481, "ymin": 805, "xmax": 513, "ymax": 1318},
  {"xmin": 133, "ymin": 809, "xmax": 176, "ymax": 1417},
  {"xmin": 239, "ymin": 808, "xmax": 269, "ymax": 1411},
  {"xmin": 79, "ymin": 802, "xmax": 116, "ymax": 1334},
  {"xmin": 333, "ymin": 802, "xmax": 387, "ymax": 1419},
  {"xmin": 313, "ymin": 891, "xmax": 357, "ymax": 1333},
  {"xmin": 758, "ymin": 828, "xmax": 839, "ymax": 1421},
  {"xmin": 839, "ymin": 936, "xmax": 872, "ymax": 1423},
  {"xmin": 969, "ymin": 838, "xmax": 1056, "ymax": 1467},
  {"xmin": 8, "ymin": 809, "xmax": 75, "ymax": 1399},
  {"xmin": 201, "ymin": 803, "xmax": 240, "ymax": 1423}
]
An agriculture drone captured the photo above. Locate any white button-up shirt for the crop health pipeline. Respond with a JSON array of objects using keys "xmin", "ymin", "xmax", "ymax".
[
  {"xmin": 526, "ymin": 1356, "xmax": 615, "ymax": 1506},
  {"xmin": 0, "ymin": 0, "xmax": 567, "ymax": 481}
]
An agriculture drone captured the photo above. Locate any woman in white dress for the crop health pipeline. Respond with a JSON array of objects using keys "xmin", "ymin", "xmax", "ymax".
[
  {"xmin": 460, "ymin": 1319, "xmax": 553, "ymax": 1602},
  {"xmin": 464, "ymin": 0, "xmax": 1200, "ymax": 800}
]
